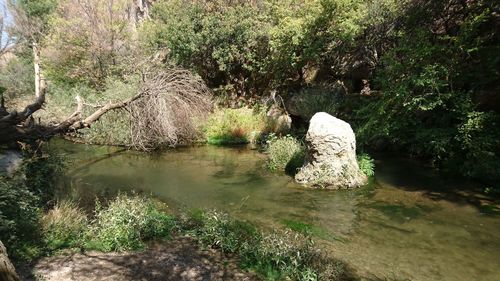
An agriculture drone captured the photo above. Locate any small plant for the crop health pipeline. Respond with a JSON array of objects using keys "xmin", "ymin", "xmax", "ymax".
[
  {"xmin": 357, "ymin": 153, "xmax": 375, "ymax": 177},
  {"xmin": 266, "ymin": 134, "xmax": 305, "ymax": 174},
  {"xmin": 204, "ymin": 107, "xmax": 268, "ymax": 145},
  {"xmin": 87, "ymin": 194, "xmax": 175, "ymax": 251},
  {"xmin": 41, "ymin": 201, "xmax": 88, "ymax": 251}
]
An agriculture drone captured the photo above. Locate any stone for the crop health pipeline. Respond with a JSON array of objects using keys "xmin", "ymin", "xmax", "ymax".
[
  {"xmin": 266, "ymin": 105, "xmax": 292, "ymax": 135},
  {"xmin": 295, "ymin": 112, "xmax": 367, "ymax": 189}
]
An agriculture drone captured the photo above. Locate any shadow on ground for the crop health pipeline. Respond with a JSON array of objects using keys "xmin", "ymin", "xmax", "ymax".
[{"xmin": 21, "ymin": 237, "xmax": 259, "ymax": 281}]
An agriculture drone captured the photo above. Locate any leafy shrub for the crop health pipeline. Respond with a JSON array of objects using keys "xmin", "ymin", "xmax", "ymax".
[
  {"xmin": 287, "ymin": 86, "xmax": 342, "ymax": 121},
  {"xmin": 0, "ymin": 57, "xmax": 35, "ymax": 98},
  {"xmin": 204, "ymin": 107, "xmax": 268, "ymax": 145},
  {"xmin": 357, "ymin": 153, "xmax": 375, "ymax": 177},
  {"xmin": 88, "ymin": 194, "xmax": 175, "ymax": 252},
  {"xmin": 41, "ymin": 201, "xmax": 88, "ymax": 251},
  {"xmin": 354, "ymin": 0, "xmax": 499, "ymax": 186},
  {"xmin": 266, "ymin": 134, "xmax": 305, "ymax": 174},
  {"xmin": 0, "ymin": 174, "xmax": 42, "ymax": 261},
  {"xmin": 0, "ymin": 149, "xmax": 64, "ymax": 261}
]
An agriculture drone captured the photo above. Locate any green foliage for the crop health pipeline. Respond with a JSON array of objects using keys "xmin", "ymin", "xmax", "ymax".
[
  {"xmin": 204, "ymin": 107, "xmax": 268, "ymax": 145},
  {"xmin": 87, "ymin": 194, "xmax": 175, "ymax": 252},
  {"xmin": 142, "ymin": 0, "xmax": 367, "ymax": 99},
  {"xmin": 357, "ymin": 153, "xmax": 374, "ymax": 177},
  {"xmin": 78, "ymin": 77, "xmax": 139, "ymax": 146},
  {"xmin": 0, "ymin": 173, "xmax": 42, "ymax": 261},
  {"xmin": 288, "ymin": 86, "xmax": 341, "ymax": 121},
  {"xmin": 178, "ymin": 210, "xmax": 352, "ymax": 281},
  {"xmin": 0, "ymin": 57, "xmax": 34, "ymax": 98},
  {"xmin": 0, "ymin": 149, "xmax": 64, "ymax": 261},
  {"xmin": 44, "ymin": 0, "xmax": 135, "ymax": 89},
  {"xmin": 41, "ymin": 201, "xmax": 88, "ymax": 251},
  {"xmin": 142, "ymin": 0, "xmax": 271, "ymax": 95},
  {"xmin": 355, "ymin": 0, "xmax": 499, "ymax": 186},
  {"xmin": 266, "ymin": 134, "xmax": 305, "ymax": 174}
]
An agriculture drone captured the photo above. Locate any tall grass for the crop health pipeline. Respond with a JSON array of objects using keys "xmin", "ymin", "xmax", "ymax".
[
  {"xmin": 40, "ymin": 195, "xmax": 175, "ymax": 253},
  {"xmin": 87, "ymin": 195, "xmax": 175, "ymax": 251},
  {"xmin": 41, "ymin": 201, "xmax": 88, "ymax": 251},
  {"xmin": 204, "ymin": 107, "xmax": 268, "ymax": 145},
  {"xmin": 266, "ymin": 135, "xmax": 305, "ymax": 175}
]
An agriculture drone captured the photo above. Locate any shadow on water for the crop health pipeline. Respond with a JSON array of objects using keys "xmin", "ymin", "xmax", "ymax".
[{"xmin": 374, "ymin": 156, "xmax": 500, "ymax": 216}]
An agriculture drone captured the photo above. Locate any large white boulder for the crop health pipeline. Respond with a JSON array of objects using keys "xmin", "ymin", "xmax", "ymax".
[{"xmin": 295, "ymin": 112, "xmax": 367, "ymax": 189}]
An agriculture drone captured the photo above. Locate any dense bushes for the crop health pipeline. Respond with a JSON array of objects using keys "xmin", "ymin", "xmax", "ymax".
[
  {"xmin": 204, "ymin": 107, "xmax": 268, "ymax": 144},
  {"xmin": 0, "ymin": 149, "xmax": 64, "ymax": 261},
  {"xmin": 41, "ymin": 201, "xmax": 87, "ymax": 251},
  {"xmin": 266, "ymin": 134, "xmax": 305, "ymax": 174},
  {"xmin": 141, "ymin": 0, "xmax": 374, "ymax": 101},
  {"xmin": 354, "ymin": 0, "xmax": 500, "ymax": 185}
]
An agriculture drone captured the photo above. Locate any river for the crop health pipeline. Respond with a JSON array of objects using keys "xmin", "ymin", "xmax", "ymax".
[{"xmin": 51, "ymin": 139, "xmax": 500, "ymax": 281}]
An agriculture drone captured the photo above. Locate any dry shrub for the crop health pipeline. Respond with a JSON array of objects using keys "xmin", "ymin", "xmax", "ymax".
[{"xmin": 130, "ymin": 68, "xmax": 213, "ymax": 150}]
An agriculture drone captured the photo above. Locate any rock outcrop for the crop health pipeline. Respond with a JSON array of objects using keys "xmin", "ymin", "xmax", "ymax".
[
  {"xmin": 266, "ymin": 105, "xmax": 292, "ymax": 135},
  {"xmin": 295, "ymin": 112, "xmax": 367, "ymax": 189}
]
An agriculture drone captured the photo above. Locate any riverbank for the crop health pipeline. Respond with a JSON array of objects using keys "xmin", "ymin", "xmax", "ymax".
[
  {"xmin": 20, "ymin": 236, "xmax": 259, "ymax": 281},
  {"xmin": 52, "ymin": 142, "xmax": 500, "ymax": 281}
]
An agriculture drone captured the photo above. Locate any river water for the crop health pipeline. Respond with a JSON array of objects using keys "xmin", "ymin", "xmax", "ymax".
[{"xmin": 51, "ymin": 140, "xmax": 500, "ymax": 281}]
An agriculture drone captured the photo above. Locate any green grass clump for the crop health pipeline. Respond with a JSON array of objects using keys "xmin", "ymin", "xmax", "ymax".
[
  {"xmin": 39, "ymin": 195, "xmax": 175, "ymax": 253},
  {"xmin": 266, "ymin": 135, "xmax": 305, "ymax": 174},
  {"xmin": 357, "ymin": 153, "xmax": 375, "ymax": 177},
  {"xmin": 204, "ymin": 107, "xmax": 267, "ymax": 145},
  {"xmin": 87, "ymin": 194, "xmax": 175, "ymax": 252},
  {"xmin": 41, "ymin": 201, "xmax": 88, "ymax": 251}
]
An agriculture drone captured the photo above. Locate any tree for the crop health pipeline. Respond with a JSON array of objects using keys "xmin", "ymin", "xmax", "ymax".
[{"xmin": 44, "ymin": 0, "xmax": 138, "ymax": 88}]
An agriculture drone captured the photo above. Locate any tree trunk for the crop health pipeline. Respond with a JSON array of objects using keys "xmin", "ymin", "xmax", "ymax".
[
  {"xmin": 33, "ymin": 42, "xmax": 41, "ymax": 98},
  {"xmin": 0, "ymin": 241, "xmax": 20, "ymax": 281}
]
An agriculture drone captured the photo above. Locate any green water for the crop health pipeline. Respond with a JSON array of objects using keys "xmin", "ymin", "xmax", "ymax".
[{"xmin": 52, "ymin": 140, "xmax": 500, "ymax": 281}]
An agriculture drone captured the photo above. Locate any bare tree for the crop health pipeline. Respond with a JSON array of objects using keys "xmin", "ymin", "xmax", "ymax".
[{"xmin": 130, "ymin": 68, "xmax": 213, "ymax": 150}]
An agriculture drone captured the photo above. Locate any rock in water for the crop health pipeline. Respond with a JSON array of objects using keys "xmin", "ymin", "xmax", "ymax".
[{"xmin": 295, "ymin": 112, "xmax": 367, "ymax": 189}]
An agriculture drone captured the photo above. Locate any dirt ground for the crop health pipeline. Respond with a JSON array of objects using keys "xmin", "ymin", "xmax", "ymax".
[{"xmin": 20, "ymin": 237, "xmax": 259, "ymax": 281}]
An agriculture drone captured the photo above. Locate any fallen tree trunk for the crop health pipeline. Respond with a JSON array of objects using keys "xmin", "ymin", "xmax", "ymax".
[
  {"xmin": 0, "ymin": 68, "xmax": 213, "ymax": 147},
  {"xmin": 0, "ymin": 241, "xmax": 20, "ymax": 281}
]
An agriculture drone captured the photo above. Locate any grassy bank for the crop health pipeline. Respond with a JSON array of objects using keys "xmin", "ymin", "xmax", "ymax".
[{"xmin": 31, "ymin": 193, "xmax": 354, "ymax": 281}]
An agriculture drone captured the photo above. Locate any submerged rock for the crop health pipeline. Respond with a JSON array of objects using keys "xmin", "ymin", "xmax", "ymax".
[{"xmin": 295, "ymin": 112, "xmax": 367, "ymax": 189}]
